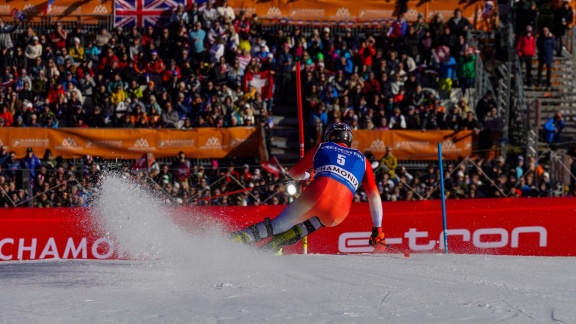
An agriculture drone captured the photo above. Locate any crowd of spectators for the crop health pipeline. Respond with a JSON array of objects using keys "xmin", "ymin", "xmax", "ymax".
[
  {"xmin": 1, "ymin": 144, "xmax": 574, "ymax": 208},
  {"xmin": 367, "ymin": 146, "xmax": 576, "ymax": 202},
  {"xmin": 0, "ymin": 6, "xmax": 501, "ymax": 145}
]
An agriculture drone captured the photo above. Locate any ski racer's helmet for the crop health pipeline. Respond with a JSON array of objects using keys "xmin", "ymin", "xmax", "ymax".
[{"xmin": 324, "ymin": 122, "xmax": 353, "ymax": 147}]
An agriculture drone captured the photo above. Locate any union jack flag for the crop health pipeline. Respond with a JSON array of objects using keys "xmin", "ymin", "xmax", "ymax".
[{"xmin": 114, "ymin": 0, "xmax": 207, "ymax": 28}]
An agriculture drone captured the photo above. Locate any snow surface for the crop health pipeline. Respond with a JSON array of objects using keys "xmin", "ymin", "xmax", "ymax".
[{"xmin": 1, "ymin": 177, "xmax": 576, "ymax": 323}]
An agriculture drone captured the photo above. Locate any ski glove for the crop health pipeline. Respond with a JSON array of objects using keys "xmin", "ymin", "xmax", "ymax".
[{"xmin": 369, "ymin": 227, "xmax": 386, "ymax": 247}]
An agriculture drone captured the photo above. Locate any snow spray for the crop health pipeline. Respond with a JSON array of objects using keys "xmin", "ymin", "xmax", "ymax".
[{"xmin": 93, "ymin": 175, "xmax": 286, "ymax": 281}]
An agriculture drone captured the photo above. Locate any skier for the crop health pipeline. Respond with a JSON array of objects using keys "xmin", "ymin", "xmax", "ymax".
[{"xmin": 230, "ymin": 122, "xmax": 385, "ymax": 253}]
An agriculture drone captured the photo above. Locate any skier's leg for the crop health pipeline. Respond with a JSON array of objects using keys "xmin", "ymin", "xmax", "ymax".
[
  {"xmin": 262, "ymin": 217, "xmax": 324, "ymax": 253},
  {"xmin": 229, "ymin": 189, "xmax": 322, "ymax": 244}
]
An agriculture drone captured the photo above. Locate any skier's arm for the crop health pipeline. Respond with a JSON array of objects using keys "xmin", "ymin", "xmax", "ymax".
[
  {"xmin": 288, "ymin": 143, "xmax": 319, "ymax": 180},
  {"xmin": 362, "ymin": 159, "xmax": 383, "ymax": 228}
]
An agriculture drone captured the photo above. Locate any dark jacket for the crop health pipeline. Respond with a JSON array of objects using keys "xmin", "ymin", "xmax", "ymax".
[{"xmin": 537, "ymin": 34, "xmax": 556, "ymax": 64}]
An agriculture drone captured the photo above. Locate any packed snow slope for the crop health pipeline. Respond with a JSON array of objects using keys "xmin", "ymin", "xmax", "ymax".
[{"xmin": 1, "ymin": 176, "xmax": 575, "ymax": 323}]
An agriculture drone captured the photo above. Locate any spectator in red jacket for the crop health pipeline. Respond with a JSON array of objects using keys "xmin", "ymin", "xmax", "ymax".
[
  {"xmin": 358, "ymin": 36, "xmax": 376, "ymax": 69},
  {"xmin": 47, "ymin": 82, "xmax": 66, "ymax": 104},
  {"xmin": 517, "ymin": 25, "xmax": 536, "ymax": 87},
  {"xmin": 146, "ymin": 50, "xmax": 165, "ymax": 75},
  {"xmin": 0, "ymin": 104, "xmax": 13, "ymax": 126},
  {"xmin": 98, "ymin": 47, "xmax": 118, "ymax": 71}
]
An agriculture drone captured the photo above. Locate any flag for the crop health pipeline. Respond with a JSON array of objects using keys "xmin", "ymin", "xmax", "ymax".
[
  {"xmin": 44, "ymin": 0, "xmax": 55, "ymax": 16},
  {"xmin": 114, "ymin": 0, "xmax": 204, "ymax": 28},
  {"xmin": 133, "ymin": 152, "xmax": 156, "ymax": 171},
  {"xmin": 432, "ymin": 45, "xmax": 451, "ymax": 63},
  {"xmin": 243, "ymin": 70, "xmax": 274, "ymax": 100},
  {"xmin": 261, "ymin": 157, "xmax": 283, "ymax": 176},
  {"xmin": 174, "ymin": 162, "xmax": 191, "ymax": 181}
]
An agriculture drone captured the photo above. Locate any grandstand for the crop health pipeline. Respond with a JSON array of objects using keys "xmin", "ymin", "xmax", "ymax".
[{"xmin": 0, "ymin": 0, "xmax": 575, "ymax": 209}]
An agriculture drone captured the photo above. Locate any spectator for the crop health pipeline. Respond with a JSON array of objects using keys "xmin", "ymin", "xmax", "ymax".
[
  {"xmin": 517, "ymin": 25, "xmax": 536, "ymax": 87},
  {"xmin": 68, "ymin": 37, "xmax": 85, "ymax": 62},
  {"xmin": 380, "ymin": 147, "xmax": 398, "ymax": 178},
  {"xmin": 447, "ymin": 9, "xmax": 472, "ymax": 37},
  {"xmin": 457, "ymin": 44, "xmax": 476, "ymax": 96},
  {"xmin": 553, "ymin": 1, "xmax": 573, "ymax": 56},
  {"xmin": 460, "ymin": 111, "xmax": 481, "ymax": 134},
  {"xmin": 162, "ymin": 101, "xmax": 180, "ymax": 128},
  {"xmin": 24, "ymin": 36, "xmax": 42, "ymax": 68},
  {"xmin": 543, "ymin": 111, "xmax": 565, "ymax": 144},
  {"xmin": 0, "ymin": 18, "xmax": 19, "ymax": 51},
  {"xmin": 436, "ymin": 48, "xmax": 458, "ymax": 99},
  {"xmin": 50, "ymin": 23, "xmax": 68, "ymax": 52},
  {"xmin": 0, "ymin": 105, "xmax": 13, "ymax": 126},
  {"xmin": 20, "ymin": 147, "xmax": 42, "ymax": 178},
  {"xmin": 536, "ymin": 26, "xmax": 556, "ymax": 88}
]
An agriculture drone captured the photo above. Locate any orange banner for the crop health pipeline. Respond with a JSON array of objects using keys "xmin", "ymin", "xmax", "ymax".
[
  {"xmin": 0, "ymin": 0, "xmax": 111, "ymax": 19},
  {"xmin": 230, "ymin": 0, "xmax": 493, "ymax": 29},
  {"xmin": 0, "ymin": 127, "xmax": 262, "ymax": 159},
  {"xmin": 351, "ymin": 130, "xmax": 473, "ymax": 160},
  {"xmin": 1, "ymin": 0, "xmax": 494, "ymax": 29}
]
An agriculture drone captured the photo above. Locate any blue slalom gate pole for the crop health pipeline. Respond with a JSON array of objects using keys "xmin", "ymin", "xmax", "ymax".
[{"xmin": 437, "ymin": 143, "xmax": 449, "ymax": 254}]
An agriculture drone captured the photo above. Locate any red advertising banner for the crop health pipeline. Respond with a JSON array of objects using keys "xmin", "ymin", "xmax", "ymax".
[
  {"xmin": 1, "ymin": 198, "xmax": 575, "ymax": 261},
  {"xmin": 0, "ymin": 127, "xmax": 262, "ymax": 159}
]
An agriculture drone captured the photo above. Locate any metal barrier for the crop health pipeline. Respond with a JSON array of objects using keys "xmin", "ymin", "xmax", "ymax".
[
  {"xmin": 7, "ymin": 15, "xmax": 113, "ymax": 36},
  {"xmin": 467, "ymin": 30, "xmax": 495, "ymax": 111}
]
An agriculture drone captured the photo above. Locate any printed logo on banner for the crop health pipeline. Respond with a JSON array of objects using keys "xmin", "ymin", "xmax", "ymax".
[
  {"xmin": 369, "ymin": 139, "xmax": 386, "ymax": 153},
  {"xmin": 439, "ymin": 139, "xmax": 462, "ymax": 153},
  {"xmin": 229, "ymin": 137, "xmax": 248, "ymax": 147},
  {"xmin": 266, "ymin": 7, "xmax": 282, "ymax": 16},
  {"xmin": 338, "ymin": 226, "xmax": 548, "ymax": 253},
  {"xmin": 200, "ymin": 136, "xmax": 227, "ymax": 150},
  {"xmin": 0, "ymin": 5, "xmax": 10, "ymax": 14},
  {"xmin": 394, "ymin": 141, "xmax": 429, "ymax": 150},
  {"xmin": 290, "ymin": 8, "xmax": 325, "ymax": 18},
  {"xmin": 158, "ymin": 139, "xmax": 195, "ymax": 148},
  {"xmin": 93, "ymin": 4, "xmax": 108, "ymax": 14},
  {"xmin": 334, "ymin": 7, "xmax": 351, "ymax": 17},
  {"xmin": 86, "ymin": 140, "xmax": 123, "ymax": 148},
  {"xmin": 22, "ymin": 4, "xmax": 38, "ymax": 15},
  {"xmin": 52, "ymin": 5, "xmax": 82, "ymax": 15},
  {"xmin": 56, "ymin": 137, "xmax": 83, "ymax": 151},
  {"xmin": 404, "ymin": 8, "xmax": 419, "ymax": 21},
  {"xmin": 128, "ymin": 138, "xmax": 156, "ymax": 151},
  {"xmin": 12, "ymin": 138, "xmax": 49, "ymax": 148},
  {"xmin": 359, "ymin": 9, "xmax": 393, "ymax": 18},
  {"xmin": 0, "ymin": 237, "xmax": 118, "ymax": 261}
]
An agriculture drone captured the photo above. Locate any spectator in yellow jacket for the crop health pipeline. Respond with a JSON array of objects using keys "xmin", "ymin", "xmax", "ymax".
[
  {"xmin": 68, "ymin": 37, "xmax": 85, "ymax": 62},
  {"xmin": 110, "ymin": 83, "xmax": 127, "ymax": 105},
  {"xmin": 380, "ymin": 146, "xmax": 398, "ymax": 178}
]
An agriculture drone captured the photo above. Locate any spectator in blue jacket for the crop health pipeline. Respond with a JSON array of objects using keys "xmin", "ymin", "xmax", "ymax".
[
  {"xmin": 20, "ymin": 147, "xmax": 42, "ymax": 178},
  {"xmin": 437, "ymin": 50, "xmax": 458, "ymax": 98},
  {"xmin": 536, "ymin": 26, "xmax": 556, "ymax": 88},
  {"xmin": 543, "ymin": 111, "xmax": 565, "ymax": 144},
  {"xmin": 2, "ymin": 151, "xmax": 20, "ymax": 178}
]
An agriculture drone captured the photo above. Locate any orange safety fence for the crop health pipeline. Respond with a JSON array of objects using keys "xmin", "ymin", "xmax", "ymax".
[
  {"xmin": 0, "ymin": 127, "xmax": 263, "ymax": 159},
  {"xmin": 0, "ymin": 0, "xmax": 497, "ymax": 30}
]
